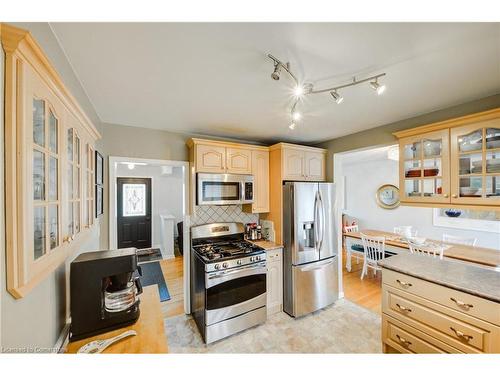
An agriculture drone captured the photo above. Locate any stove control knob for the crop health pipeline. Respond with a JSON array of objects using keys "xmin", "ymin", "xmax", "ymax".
[
  {"xmin": 222, "ymin": 262, "xmax": 228, "ymax": 268},
  {"xmin": 256, "ymin": 256, "xmax": 261, "ymax": 261},
  {"xmin": 237, "ymin": 260, "xmax": 243, "ymax": 265},
  {"xmin": 214, "ymin": 264, "xmax": 220, "ymax": 270},
  {"xmin": 250, "ymin": 257, "xmax": 255, "ymax": 262}
]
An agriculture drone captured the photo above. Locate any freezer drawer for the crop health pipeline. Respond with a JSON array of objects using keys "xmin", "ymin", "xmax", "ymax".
[{"xmin": 291, "ymin": 256, "xmax": 338, "ymax": 317}]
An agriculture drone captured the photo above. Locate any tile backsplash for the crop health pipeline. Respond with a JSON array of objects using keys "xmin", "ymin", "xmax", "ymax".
[{"xmin": 190, "ymin": 205, "xmax": 259, "ymax": 226}]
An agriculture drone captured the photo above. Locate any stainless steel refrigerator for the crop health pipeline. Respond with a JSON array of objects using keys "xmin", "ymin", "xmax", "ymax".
[{"xmin": 283, "ymin": 182, "xmax": 339, "ymax": 317}]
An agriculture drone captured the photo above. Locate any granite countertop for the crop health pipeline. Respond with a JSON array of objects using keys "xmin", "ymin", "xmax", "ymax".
[
  {"xmin": 379, "ymin": 254, "xmax": 500, "ymax": 303},
  {"xmin": 248, "ymin": 239, "xmax": 283, "ymax": 251}
]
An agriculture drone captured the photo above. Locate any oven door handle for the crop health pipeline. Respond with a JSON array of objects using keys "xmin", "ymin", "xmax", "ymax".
[{"xmin": 206, "ymin": 263, "xmax": 266, "ymax": 288}]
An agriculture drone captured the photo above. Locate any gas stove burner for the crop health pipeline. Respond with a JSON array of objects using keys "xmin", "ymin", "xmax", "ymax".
[{"xmin": 193, "ymin": 240, "xmax": 263, "ymax": 263}]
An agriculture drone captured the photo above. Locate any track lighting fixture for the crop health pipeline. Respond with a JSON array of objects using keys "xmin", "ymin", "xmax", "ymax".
[
  {"xmin": 271, "ymin": 63, "xmax": 282, "ymax": 81},
  {"xmin": 330, "ymin": 90, "xmax": 344, "ymax": 104},
  {"xmin": 267, "ymin": 53, "xmax": 387, "ymax": 130},
  {"xmin": 370, "ymin": 79, "xmax": 386, "ymax": 95}
]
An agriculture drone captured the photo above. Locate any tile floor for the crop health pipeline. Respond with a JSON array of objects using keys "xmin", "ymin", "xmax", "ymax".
[{"xmin": 164, "ymin": 299, "xmax": 382, "ymax": 353}]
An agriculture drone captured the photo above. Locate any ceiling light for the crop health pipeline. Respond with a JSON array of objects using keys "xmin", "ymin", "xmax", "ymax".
[
  {"xmin": 294, "ymin": 85, "xmax": 304, "ymax": 97},
  {"xmin": 271, "ymin": 63, "xmax": 281, "ymax": 81},
  {"xmin": 289, "ymin": 122, "xmax": 296, "ymax": 130},
  {"xmin": 370, "ymin": 79, "xmax": 386, "ymax": 95},
  {"xmin": 127, "ymin": 164, "xmax": 135, "ymax": 170},
  {"xmin": 292, "ymin": 111, "xmax": 301, "ymax": 121},
  {"xmin": 387, "ymin": 146, "xmax": 399, "ymax": 161},
  {"xmin": 330, "ymin": 90, "xmax": 344, "ymax": 104}
]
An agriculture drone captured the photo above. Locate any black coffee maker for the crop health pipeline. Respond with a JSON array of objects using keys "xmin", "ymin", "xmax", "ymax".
[{"xmin": 69, "ymin": 248, "xmax": 143, "ymax": 341}]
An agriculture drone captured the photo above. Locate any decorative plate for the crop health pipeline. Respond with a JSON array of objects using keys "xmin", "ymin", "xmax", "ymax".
[{"xmin": 376, "ymin": 184, "xmax": 400, "ymax": 209}]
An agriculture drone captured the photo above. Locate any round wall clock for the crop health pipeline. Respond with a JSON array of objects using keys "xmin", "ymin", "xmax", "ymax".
[{"xmin": 376, "ymin": 184, "xmax": 400, "ymax": 209}]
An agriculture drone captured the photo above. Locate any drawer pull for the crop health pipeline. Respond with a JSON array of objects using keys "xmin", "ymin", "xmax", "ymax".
[
  {"xmin": 395, "ymin": 334, "xmax": 411, "ymax": 347},
  {"xmin": 396, "ymin": 303, "xmax": 412, "ymax": 313},
  {"xmin": 450, "ymin": 297, "xmax": 473, "ymax": 310},
  {"xmin": 450, "ymin": 327, "xmax": 473, "ymax": 341},
  {"xmin": 396, "ymin": 279, "xmax": 413, "ymax": 288}
]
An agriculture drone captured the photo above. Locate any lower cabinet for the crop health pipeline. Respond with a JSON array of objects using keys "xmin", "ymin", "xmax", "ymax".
[
  {"xmin": 382, "ymin": 269, "xmax": 500, "ymax": 354},
  {"xmin": 266, "ymin": 248, "xmax": 283, "ymax": 315}
]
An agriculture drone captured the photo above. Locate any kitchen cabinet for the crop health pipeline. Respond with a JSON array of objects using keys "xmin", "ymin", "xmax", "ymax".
[
  {"xmin": 2, "ymin": 24, "xmax": 101, "ymax": 298},
  {"xmin": 450, "ymin": 119, "xmax": 500, "ymax": 205},
  {"xmin": 266, "ymin": 247, "xmax": 283, "ymax": 315},
  {"xmin": 399, "ymin": 129, "xmax": 450, "ymax": 204},
  {"xmin": 381, "ymin": 268, "xmax": 500, "ymax": 353},
  {"xmin": 394, "ymin": 108, "xmax": 500, "ymax": 210},
  {"xmin": 281, "ymin": 144, "xmax": 326, "ymax": 181},
  {"xmin": 243, "ymin": 150, "xmax": 270, "ymax": 213},
  {"xmin": 195, "ymin": 144, "xmax": 226, "ymax": 173},
  {"xmin": 226, "ymin": 147, "xmax": 252, "ymax": 174},
  {"xmin": 263, "ymin": 143, "xmax": 327, "ymax": 244}
]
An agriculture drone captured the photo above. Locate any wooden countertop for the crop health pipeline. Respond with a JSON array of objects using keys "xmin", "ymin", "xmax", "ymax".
[
  {"xmin": 248, "ymin": 239, "xmax": 283, "ymax": 251},
  {"xmin": 344, "ymin": 229, "xmax": 500, "ymax": 268},
  {"xmin": 65, "ymin": 285, "xmax": 168, "ymax": 354}
]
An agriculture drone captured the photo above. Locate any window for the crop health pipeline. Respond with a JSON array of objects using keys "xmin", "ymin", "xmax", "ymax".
[
  {"xmin": 123, "ymin": 183, "xmax": 147, "ymax": 216},
  {"xmin": 33, "ymin": 99, "xmax": 61, "ymax": 260}
]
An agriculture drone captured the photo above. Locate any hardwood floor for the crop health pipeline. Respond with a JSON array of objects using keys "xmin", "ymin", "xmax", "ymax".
[
  {"xmin": 341, "ymin": 250, "xmax": 382, "ymax": 314},
  {"xmin": 159, "ymin": 256, "xmax": 185, "ymax": 319}
]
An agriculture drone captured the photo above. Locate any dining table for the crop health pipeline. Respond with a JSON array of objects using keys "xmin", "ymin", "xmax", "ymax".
[{"xmin": 343, "ymin": 229, "xmax": 500, "ymax": 270}]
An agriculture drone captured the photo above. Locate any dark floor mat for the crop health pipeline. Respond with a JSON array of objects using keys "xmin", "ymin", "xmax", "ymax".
[
  {"xmin": 137, "ymin": 248, "xmax": 163, "ymax": 263},
  {"xmin": 136, "ymin": 261, "xmax": 171, "ymax": 302}
]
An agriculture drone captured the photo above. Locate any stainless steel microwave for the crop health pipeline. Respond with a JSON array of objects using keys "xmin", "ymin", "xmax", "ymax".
[{"xmin": 197, "ymin": 173, "xmax": 254, "ymax": 206}]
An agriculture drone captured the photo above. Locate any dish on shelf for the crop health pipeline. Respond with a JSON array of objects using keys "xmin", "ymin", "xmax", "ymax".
[
  {"xmin": 444, "ymin": 209, "xmax": 462, "ymax": 217},
  {"xmin": 486, "ymin": 135, "xmax": 500, "ymax": 149},
  {"xmin": 423, "ymin": 168, "xmax": 439, "ymax": 177},
  {"xmin": 405, "ymin": 170, "xmax": 421, "ymax": 178},
  {"xmin": 408, "ymin": 236, "xmax": 426, "ymax": 246},
  {"xmin": 460, "ymin": 187, "xmax": 479, "ymax": 195}
]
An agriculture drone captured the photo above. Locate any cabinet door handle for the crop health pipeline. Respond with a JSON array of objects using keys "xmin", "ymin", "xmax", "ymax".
[
  {"xmin": 451, "ymin": 194, "xmax": 458, "ymax": 198},
  {"xmin": 396, "ymin": 279, "xmax": 413, "ymax": 288},
  {"xmin": 396, "ymin": 334, "xmax": 411, "ymax": 347},
  {"xmin": 450, "ymin": 327, "xmax": 473, "ymax": 341},
  {"xmin": 443, "ymin": 193, "xmax": 449, "ymax": 198},
  {"xmin": 450, "ymin": 297, "xmax": 473, "ymax": 309},
  {"xmin": 396, "ymin": 303, "xmax": 412, "ymax": 313}
]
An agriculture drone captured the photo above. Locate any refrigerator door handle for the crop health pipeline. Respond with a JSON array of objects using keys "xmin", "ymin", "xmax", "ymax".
[
  {"xmin": 313, "ymin": 191, "xmax": 319, "ymax": 250},
  {"xmin": 299, "ymin": 258, "xmax": 335, "ymax": 272},
  {"xmin": 319, "ymin": 191, "xmax": 326, "ymax": 251}
]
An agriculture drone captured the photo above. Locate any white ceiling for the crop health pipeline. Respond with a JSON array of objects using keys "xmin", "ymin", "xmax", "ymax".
[{"xmin": 50, "ymin": 23, "xmax": 500, "ymax": 144}]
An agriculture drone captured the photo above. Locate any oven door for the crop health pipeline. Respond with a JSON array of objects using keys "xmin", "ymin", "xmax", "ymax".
[
  {"xmin": 205, "ymin": 262, "xmax": 266, "ymax": 325},
  {"xmin": 197, "ymin": 173, "xmax": 243, "ymax": 205}
]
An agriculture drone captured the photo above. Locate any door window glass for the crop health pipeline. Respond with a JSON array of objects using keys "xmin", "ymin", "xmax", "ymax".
[{"xmin": 123, "ymin": 183, "xmax": 146, "ymax": 216}]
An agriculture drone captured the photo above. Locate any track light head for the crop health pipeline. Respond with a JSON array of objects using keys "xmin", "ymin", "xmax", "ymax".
[
  {"xmin": 271, "ymin": 63, "xmax": 282, "ymax": 81},
  {"xmin": 289, "ymin": 122, "xmax": 296, "ymax": 130},
  {"xmin": 370, "ymin": 79, "xmax": 386, "ymax": 95},
  {"xmin": 294, "ymin": 85, "xmax": 304, "ymax": 97},
  {"xmin": 292, "ymin": 111, "xmax": 301, "ymax": 121},
  {"xmin": 330, "ymin": 90, "xmax": 344, "ymax": 104}
]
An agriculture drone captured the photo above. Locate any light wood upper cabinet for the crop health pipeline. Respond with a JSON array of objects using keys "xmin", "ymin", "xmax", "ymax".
[
  {"xmin": 305, "ymin": 151, "xmax": 326, "ymax": 181},
  {"xmin": 245, "ymin": 150, "xmax": 270, "ymax": 213},
  {"xmin": 195, "ymin": 144, "xmax": 226, "ymax": 173},
  {"xmin": 283, "ymin": 147, "xmax": 305, "ymax": 180},
  {"xmin": 399, "ymin": 129, "xmax": 450, "ymax": 204},
  {"xmin": 450, "ymin": 119, "xmax": 500, "ymax": 206},
  {"xmin": 394, "ymin": 108, "xmax": 500, "ymax": 210},
  {"xmin": 2, "ymin": 24, "xmax": 101, "ymax": 298},
  {"xmin": 226, "ymin": 147, "xmax": 252, "ymax": 174}
]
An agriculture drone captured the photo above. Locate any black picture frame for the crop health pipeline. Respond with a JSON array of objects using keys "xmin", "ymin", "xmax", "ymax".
[
  {"xmin": 95, "ymin": 151, "xmax": 103, "ymax": 186},
  {"xmin": 96, "ymin": 185, "xmax": 104, "ymax": 217}
]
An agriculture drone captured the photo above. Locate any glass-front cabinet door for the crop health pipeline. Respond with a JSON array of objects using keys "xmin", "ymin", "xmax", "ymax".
[
  {"xmin": 399, "ymin": 129, "xmax": 450, "ymax": 203},
  {"xmin": 450, "ymin": 119, "xmax": 500, "ymax": 206}
]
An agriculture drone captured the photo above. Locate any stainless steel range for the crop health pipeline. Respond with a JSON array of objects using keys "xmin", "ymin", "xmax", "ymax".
[{"xmin": 190, "ymin": 222, "xmax": 267, "ymax": 344}]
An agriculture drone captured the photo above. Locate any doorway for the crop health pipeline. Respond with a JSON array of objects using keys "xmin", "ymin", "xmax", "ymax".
[
  {"xmin": 117, "ymin": 177, "xmax": 152, "ymax": 249},
  {"xmin": 109, "ymin": 156, "xmax": 191, "ymax": 317}
]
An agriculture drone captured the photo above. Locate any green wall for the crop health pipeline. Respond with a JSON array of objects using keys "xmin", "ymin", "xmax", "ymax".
[{"xmin": 315, "ymin": 93, "xmax": 500, "ymax": 181}]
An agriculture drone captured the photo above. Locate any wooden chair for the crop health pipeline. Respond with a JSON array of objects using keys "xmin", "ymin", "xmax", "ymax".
[
  {"xmin": 344, "ymin": 225, "xmax": 361, "ymax": 271},
  {"xmin": 442, "ymin": 233, "xmax": 477, "ymax": 247},
  {"xmin": 408, "ymin": 242, "xmax": 444, "ymax": 259},
  {"xmin": 360, "ymin": 234, "xmax": 386, "ymax": 280}
]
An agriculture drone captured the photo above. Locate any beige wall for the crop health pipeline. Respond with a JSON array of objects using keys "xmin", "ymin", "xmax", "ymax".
[
  {"xmin": 315, "ymin": 93, "xmax": 500, "ymax": 181},
  {"xmin": 0, "ymin": 23, "xmax": 103, "ymax": 350}
]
